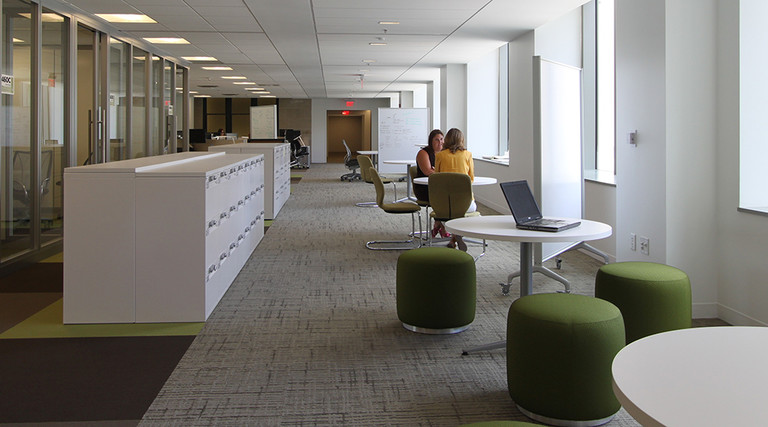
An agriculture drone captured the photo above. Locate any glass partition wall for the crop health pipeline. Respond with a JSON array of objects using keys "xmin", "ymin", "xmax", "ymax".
[{"xmin": 0, "ymin": 0, "xmax": 190, "ymax": 272}]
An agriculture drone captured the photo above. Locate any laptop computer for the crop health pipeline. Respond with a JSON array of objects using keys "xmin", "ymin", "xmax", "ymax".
[{"xmin": 500, "ymin": 180, "xmax": 581, "ymax": 232}]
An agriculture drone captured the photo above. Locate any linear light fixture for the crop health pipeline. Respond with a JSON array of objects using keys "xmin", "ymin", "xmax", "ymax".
[
  {"xmin": 12, "ymin": 37, "xmax": 24, "ymax": 43},
  {"xmin": 260, "ymin": 95, "xmax": 276, "ymax": 98},
  {"xmin": 244, "ymin": 87, "xmax": 265, "ymax": 91},
  {"xmin": 233, "ymin": 82, "xmax": 256, "ymax": 85},
  {"xmin": 250, "ymin": 91, "xmax": 270, "ymax": 94},
  {"xmin": 182, "ymin": 56, "xmax": 217, "ymax": 62},
  {"xmin": 378, "ymin": 21, "xmax": 399, "ymax": 25},
  {"xmin": 202, "ymin": 66, "xmax": 232, "ymax": 71},
  {"xmin": 221, "ymin": 76, "xmax": 247, "ymax": 80},
  {"xmin": 95, "ymin": 14, "xmax": 156, "ymax": 23},
  {"xmin": 143, "ymin": 37, "xmax": 189, "ymax": 44},
  {"xmin": 369, "ymin": 42, "xmax": 387, "ymax": 46},
  {"xmin": 194, "ymin": 94, "xmax": 211, "ymax": 98},
  {"xmin": 362, "ymin": 59, "xmax": 376, "ymax": 63}
]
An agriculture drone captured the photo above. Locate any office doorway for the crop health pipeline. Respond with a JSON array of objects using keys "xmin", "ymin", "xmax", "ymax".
[{"xmin": 326, "ymin": 110, "xmax": 371, "ymax": 163}]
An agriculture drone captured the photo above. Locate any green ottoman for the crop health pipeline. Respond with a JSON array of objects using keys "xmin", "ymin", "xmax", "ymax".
[
  {"xmin": 595, "ymin": 261, "xmax": 691, "ymax": 344},
  {"xmin": 396, "ymin": 247, "xmax": 476, "ymax": 334},
  {"xmin": 507, "ymin": 293, "xmax": 624, "ymax": 426}
]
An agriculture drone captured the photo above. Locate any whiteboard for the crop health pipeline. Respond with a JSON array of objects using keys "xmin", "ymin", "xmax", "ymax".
[
  {"xmin": 533, "ymin": 57, "xmax": 584, "ymax": 261},
  {"xmin": 377, "ymin": 108, "xmax": 429, "ymax": 174},
  {"xmin": 250, "ymin": 105, "xmax": 277, "ymax": 139}
]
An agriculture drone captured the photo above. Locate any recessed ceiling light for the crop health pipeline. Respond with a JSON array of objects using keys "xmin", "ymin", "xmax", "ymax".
[
  {"xmin": 202, "ymin": 66, "xmax": 232, "ymax": 71},
  {"xmin": 221, "ymin": 76, "xmax": 247, "ymax": 80},
  {"xmin": 251, "ymin": 91, "xmax": 270, "ymax": 94},
  {"xmin": 176, "ymin": 87, "xmax": 183, "ymax": 91},
  {"xmin": 244, "ymin": 87, "xmax": 265, "ymax": 91},
  {"xmin": 194, "ymin": 94, "xmax": 211, "ymax": 98},
  {"xmin": 369, "ymin": 42, "xmax": 387, "ymax": 46},
  {"xmin": 12, "ymin": 37, "xmax": 24, "ymax": 43},
  {"xmin": 260, "ymin": 95, "xmax": 276, "ymax": 98},
  {"xmin": 18, "ymin": 13, "xmax": 65, "ymax": 22},
  {"xmin": 143, "ymin": 37, "xmax": 189, "ymax": 44},
  {"xmin": 362, "ymin": 59, "xmax": 376, "ymax": 63},
  {"xmin": 233, "ymin": 82, "xmax": 256, "ymax": 85},
  {"xmin": 182, "ymin": 56, "xmax": 217, "ymax": 62},
  {"xmin": 189, "ymin": 91, "xmax": 198, "ymax": 94},
  {"xmin": 95, "ymin": 14, "xmax": 156, "ymax": 23},
  {"xmin": 359, "ymin": 69, "xmax": 370, "ymax": 72},
  {"xmin": 378, "ymin": 21, "xmax": 400, "ymax": 25}
]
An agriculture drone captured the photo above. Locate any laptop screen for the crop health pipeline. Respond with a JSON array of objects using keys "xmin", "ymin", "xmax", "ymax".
[{"xmin": 500, "ymin": 180, "xmax": 542, "ymax": 224}]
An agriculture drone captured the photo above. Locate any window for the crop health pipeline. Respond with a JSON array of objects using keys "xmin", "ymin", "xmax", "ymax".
[{"xmin": 596, "ymin": 0, "xmax": 615, "ymax": 175}]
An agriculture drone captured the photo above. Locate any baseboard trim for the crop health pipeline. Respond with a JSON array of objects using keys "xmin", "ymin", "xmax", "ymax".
[{"xmin": 718, "ymin": 303, "xmax": 768, "ymax": 326}]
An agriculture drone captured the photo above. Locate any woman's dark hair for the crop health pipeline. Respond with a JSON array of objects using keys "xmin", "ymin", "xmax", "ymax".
[
  {"xmin": 443, "ymin": 128, "xmax": 465, "ymax": 153},
  {"xmin": 426, "ymin": 129, "xmax": 443, "ymax": 154}
]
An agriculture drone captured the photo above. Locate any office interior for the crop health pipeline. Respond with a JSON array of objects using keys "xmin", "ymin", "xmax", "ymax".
[{"xmin": 1, "ymin": 0, "xmax": 766, "ymax": 423}]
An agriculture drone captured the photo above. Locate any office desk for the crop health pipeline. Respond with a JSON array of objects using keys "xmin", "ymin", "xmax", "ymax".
[
  {"xmin": 612, "ymin": 326, "xmax": 768, "ymax": 427},
  {"xmin": 445, "ymin": 216, "xmax": 611, "ymax": 353},
  {"xmin": 383, "ymin": 160, "xmax": 416, "ymax": 201}
]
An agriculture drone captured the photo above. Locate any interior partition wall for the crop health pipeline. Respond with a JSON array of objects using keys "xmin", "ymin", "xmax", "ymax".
[{"xmin": 0, "ymin": 0, "xmax": 191, "ymax": 274}]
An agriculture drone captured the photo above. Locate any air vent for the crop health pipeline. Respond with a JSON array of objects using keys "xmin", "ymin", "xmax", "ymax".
[{"xmin": 198, "ymin": 84, "xmax": 219, "ymax": 88}]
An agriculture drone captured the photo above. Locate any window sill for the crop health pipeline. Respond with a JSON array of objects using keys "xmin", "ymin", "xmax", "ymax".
[
  {"xmin": 475, "ymin": 156, "xmax": 509, "ymax": 166},
  {"xmin": 738, "ymin": 207, "xmax": 768, "ymax": 217},
  {"xmin": 584, "ymin": 169, "xmax": 616, "ymax": 186}
]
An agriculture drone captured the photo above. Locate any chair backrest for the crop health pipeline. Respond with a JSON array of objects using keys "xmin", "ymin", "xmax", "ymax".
[
  {"xmin": 357, "ymin": 155, "xmax": 374, "ymax": 183},
  {"xmin": 369, "ymin": 167, "xmax": 386, "ymax": 206},
  {"xmin": 428, "ymin": 172, "xmax": 473, "ymax": 221}
]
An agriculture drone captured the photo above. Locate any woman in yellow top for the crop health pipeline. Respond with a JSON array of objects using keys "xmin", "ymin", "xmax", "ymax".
[{"xmin": 435, "ymin": 128, "xmax": 475, "ymax": 250}]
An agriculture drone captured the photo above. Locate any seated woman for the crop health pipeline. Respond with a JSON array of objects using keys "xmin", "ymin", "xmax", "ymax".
[
  {"xmin": 415, "ymin": 129, "xmax": 446, "ymax": 237},
  {"xmin": 435, "ymin": 128, "xmax": 475, "ymax": 251}
]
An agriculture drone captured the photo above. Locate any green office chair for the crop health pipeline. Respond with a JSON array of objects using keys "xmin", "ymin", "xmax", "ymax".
[
  {"xmin": 365, "ymin": 168, "xmax": 422, "ymax": 250},
  {"xmin": 428, "ymin": 172, "xmax": 486, "ymax": 258},
  {"xmin": 357, "ymin": 155, "xmax": 397, "ymax": 207}
]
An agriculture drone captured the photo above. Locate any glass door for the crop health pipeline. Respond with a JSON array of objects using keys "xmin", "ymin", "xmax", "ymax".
[
  {"xmin": 107, "ymin": 37, "xmax": 129, "ymax": 161},
  {"xmin": 1, "ymin": 0, "xmax": 34, "ymax": 261},
  {"xmin": 76, "ymin": 25, "xmax": 103, "ymax": 165}
]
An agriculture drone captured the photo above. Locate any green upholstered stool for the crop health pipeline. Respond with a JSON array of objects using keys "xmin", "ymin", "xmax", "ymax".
[
  {"xmin": 461, "ymin": 422, "xmax": 542, "ymax": 427},
  {"xmin": 595, "ymin": 261, "xmax": 692, "ymax": 344},
  {"xmin": 396, "ymin": 247, "xmax": 476, "ymax": 334},
  {"xmin": 507, "ymin": 293, "xmax": 625, "ymax": 426}
]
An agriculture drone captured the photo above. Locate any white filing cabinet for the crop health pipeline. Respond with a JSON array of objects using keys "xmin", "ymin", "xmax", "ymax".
[
  {"xmin": 134, "ymin": 154, "xmax": 265, "ymax": 322},
  {"xmin": 209, "ymin": 142, "xmax": 290, "ymax": 219},
  {"xmin": 63, "ymin": 152, "xmax": 265, "ymax": 324}
]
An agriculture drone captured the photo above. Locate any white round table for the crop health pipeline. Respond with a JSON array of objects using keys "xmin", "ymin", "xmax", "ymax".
[
  {"xmin": 383, "ymin": 160, "xmax": 417, "ymax": 201},
  {"xmin": 612, "ymin": 326, "xmax": 768, "ymax": 427},
  {"xmin": 445, "ymin": 215, "xmax": 611, "ymax": 297},
  {"xmin": 412, "ymin": 176, "xmax": 497, "ymax": 186},
  {"xmin": 357, "ymin": 150, "xmax": 378, "ymax": 165},
  {"xmin": 447, "ymin": 215, "xmax": 611, "ymax": 354}
]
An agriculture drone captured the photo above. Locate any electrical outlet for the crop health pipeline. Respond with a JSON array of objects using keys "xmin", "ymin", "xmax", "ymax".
[
  {"xmin": 639, "ymin": 236, "xmax": 649, "ymax": 255},
  {"xmin": 630, "ymin": 233, "xmax": 636, "ymax": 251}
]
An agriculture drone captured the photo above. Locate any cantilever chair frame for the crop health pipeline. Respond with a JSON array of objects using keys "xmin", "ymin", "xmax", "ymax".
[
  {"xmin": 428, "ymin": 172, "xmax": 487, "ymax": 260},
  {"xmin": 409, "ymin": 165, "xmax": 433, "ymax": 242},
  {"xmin": 365, "ymin": 168, "xmax": 422, "ymax": 251},
  {"xmin": 357, "ymin": 155, "xmax": 397, "ymax": 207}
]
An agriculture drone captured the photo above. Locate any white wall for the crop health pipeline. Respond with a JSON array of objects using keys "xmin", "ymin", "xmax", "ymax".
[
  {"xmin": 440, "ymin": 64, "xmax": 467, "ymax": 132},
  {"xmin": 615, "ymin": 0, "xmax": 667, "ymax": 264},
  {"xmin": 310, "ymin": 98, "xmax": 391, "ymax": 164},
  {"xmin": 467, "ymin": 48, "xmax": 500, "ymax": 157}
]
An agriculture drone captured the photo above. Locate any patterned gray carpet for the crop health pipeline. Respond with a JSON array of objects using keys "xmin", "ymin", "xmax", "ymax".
[{"xmin": 141, "ymin": 164, "xmax": 640, "ymax": 426}]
